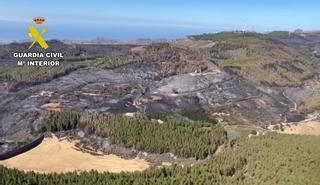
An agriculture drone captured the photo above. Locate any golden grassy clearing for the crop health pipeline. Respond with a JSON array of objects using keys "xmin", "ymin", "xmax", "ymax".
[
  {"xmin": 0, "ymin": 136, "xmax": 149, "ymax": 174},
  {"xmin": 283, "ymin": 121, "xmax": 320, "ymax": 136}
]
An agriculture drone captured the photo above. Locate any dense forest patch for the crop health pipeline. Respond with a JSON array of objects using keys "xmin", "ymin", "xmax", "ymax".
[{"xmin": 38, "ymin": 111, "xmax": 227, "ymax": 159}]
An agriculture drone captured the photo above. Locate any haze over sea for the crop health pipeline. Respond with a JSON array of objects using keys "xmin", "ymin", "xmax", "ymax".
[
  {"xmin": 1, "ymin": 0, "xmax": 320, "ymax": 42},
  {"xmin": 0, "ymin": 20, "xmax": 221, "ymax": 42}
]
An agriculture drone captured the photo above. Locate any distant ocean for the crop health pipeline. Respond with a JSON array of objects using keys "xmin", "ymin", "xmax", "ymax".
[{"xmin": 0, "ymin": 20, "xmax": 220, "ymax": 42}]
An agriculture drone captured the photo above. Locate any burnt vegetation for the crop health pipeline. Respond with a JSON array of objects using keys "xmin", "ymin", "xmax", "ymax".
[
  {"xmin": 0, "ymin": 43, "xmax": 207, "ymax": 91},
  {"xmin": 0, "ymin": 31, "xmax": 320, "ymax": 185}
]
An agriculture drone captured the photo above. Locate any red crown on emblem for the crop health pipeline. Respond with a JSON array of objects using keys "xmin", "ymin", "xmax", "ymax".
[{"xmin": 33, "ymin": 17, "xmax": 45, "ymax": 24}]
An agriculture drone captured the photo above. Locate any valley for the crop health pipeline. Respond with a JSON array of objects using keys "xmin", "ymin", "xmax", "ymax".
[{"xmin": 0, "ymin": 31, "xmax": 319, "ymax": 184}]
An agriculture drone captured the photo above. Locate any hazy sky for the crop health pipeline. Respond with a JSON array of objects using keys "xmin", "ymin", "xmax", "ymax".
[{"xmin": 0, "ymin": 0, "xmax": 319, "ymax": 40}]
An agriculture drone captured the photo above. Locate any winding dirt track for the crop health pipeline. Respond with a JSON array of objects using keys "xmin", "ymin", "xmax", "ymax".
[{"xmin": 0, "ymin": 136, "xmax": 149, "ymax": 174}]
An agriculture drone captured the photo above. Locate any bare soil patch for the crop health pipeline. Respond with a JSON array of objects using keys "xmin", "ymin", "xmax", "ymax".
[
  {"xmin": 131, "ymin": 46, "xmax": 146, "ymax": 54},
  {"xmin": 40, "ymin": 103, "xmax": 64, "ymax": 111},
  {"xmin": 75, "ymin": 91, "xmax": 101, "ymax": 96},
  {"xmin": 31, "ymin": 90, "xmax": 56, "ymax": 98}
]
